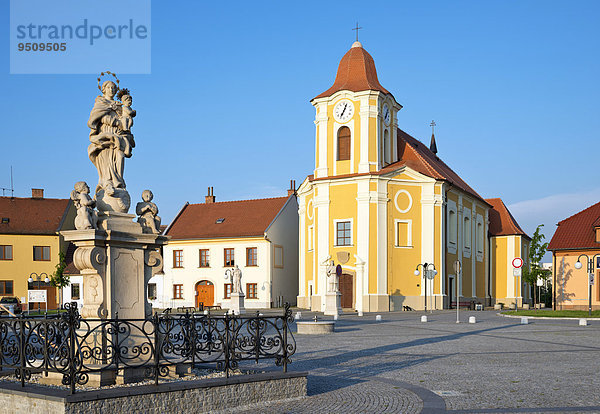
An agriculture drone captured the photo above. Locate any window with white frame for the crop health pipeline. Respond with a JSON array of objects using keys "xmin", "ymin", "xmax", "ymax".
[
  {"xmin": 395, "ymin": 220, "xmax": 412, "ymax": 247},
  {"xmin": 476, "ymin": 220, "xmax": 484, "ymax": 255},
  {"xmin": 448, "ymin": 209, "xmax": 457, "ymax": 246},
  {"xmin": 464, "ymin": 216, "xmax": 471, "ymax": 250},
  {"xmin": 335, "ymin": 221, "xmax": 352, "ymax": 246}
]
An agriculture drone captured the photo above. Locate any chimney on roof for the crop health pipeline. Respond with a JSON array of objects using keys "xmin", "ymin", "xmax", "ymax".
[
  {"xmin": 31, "ymin": 188, "xmax": 44, "ymax": 199},
  {"xmin": 288, "ymin": 180, "xmax": 296, "ymax": 197},
  {"xmin": 205, "ymin": 187, "xmax": 215, "ymax": 204}
]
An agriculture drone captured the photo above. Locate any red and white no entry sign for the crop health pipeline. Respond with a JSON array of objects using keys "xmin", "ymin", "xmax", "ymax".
[{"xmin": 512, "ymin": 257, "xmax": 523, "ymax": 268}]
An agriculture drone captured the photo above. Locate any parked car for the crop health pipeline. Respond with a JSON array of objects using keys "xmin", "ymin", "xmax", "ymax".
[{"xmin": 0, "ymin": 297, "xmax": 22, "ymax": 315}]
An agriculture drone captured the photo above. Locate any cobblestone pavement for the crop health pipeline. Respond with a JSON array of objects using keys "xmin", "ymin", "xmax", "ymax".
[{"xmin": 217, "ymin": 311, "xmax": 600, "ymax": 413}]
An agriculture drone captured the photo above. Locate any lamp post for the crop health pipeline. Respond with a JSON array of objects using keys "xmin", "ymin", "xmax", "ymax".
[
  {"xmin": 414, "ymin": 263, "xmax": 438, "ymax": 313},
  {"xmin": 28, "ymin": 272, "xmax": 49, "ymax": 312},
  {"xmin": 574, "ymin": 254, "xmax": 600, "ymax": 317}
]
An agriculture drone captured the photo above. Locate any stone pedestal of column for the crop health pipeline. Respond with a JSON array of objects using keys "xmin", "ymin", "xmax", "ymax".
[
  {"xmin": 62, "ymin": 211, "xmax": 168, "ymax": 320},
  {"xmin": 324, "ymin": 291, "xmax": 342, "ymax": 316},
  {"xmin": 229, "ymin": 292, "xmax": 246, "ymax": 315}
]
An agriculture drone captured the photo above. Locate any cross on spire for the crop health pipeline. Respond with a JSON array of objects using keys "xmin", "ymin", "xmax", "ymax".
[
  {"xmin": 352, "ymin": 22, "xmax": 362, "ymax": 42},
  {"xmin": 429, "ymin": 120, "xmax": 438, "ymax": 155}
]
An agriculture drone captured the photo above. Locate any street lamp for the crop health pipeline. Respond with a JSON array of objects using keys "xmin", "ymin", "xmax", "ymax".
[
  {"xmin": 28, "ymin": 272, "xmax": 49, "ymax": 312},
  {"xmin": 574, "ymin": 254, "xmax": 600, "ymax": 317},
  {"xmin": 414, "ymin": 263, "xmax": 438, "ymax": 313}
]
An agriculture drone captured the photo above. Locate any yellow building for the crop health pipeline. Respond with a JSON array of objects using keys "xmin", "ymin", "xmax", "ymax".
[
  {"xmin": 548, "ymin": 201, "xmax": 600, "ymax": 310},
  {"xmin": 297, "ymin": 41, "xmax": 529, "ymax": 312},
  {"xmin": 0, "ymin": 189, "xmax": 76, "ymax": 308},
  {"xmin": 487, "ymin": 198, "xmax": 531, "ymax": 308}
]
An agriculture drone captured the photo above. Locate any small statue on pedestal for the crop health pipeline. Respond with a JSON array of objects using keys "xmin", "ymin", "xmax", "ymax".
[
  {"xmin": 71, "ymin": 181, "xmax": 98, "ymax": 230},
  {"xmin": 136, "ymin": 190, "xmax": 161, "ymax": 234},
  {"xmin": 326, "ymin": 260, "xmax": 339, "ymax": 293},
  {"xmin": 232, "ymin": 265, "xmax": 243, "ymax": 294}
]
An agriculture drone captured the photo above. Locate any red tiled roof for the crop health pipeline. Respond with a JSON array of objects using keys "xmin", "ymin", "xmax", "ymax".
[
  {"xmin": 313, "ymin": 42, "xmax": 392, "ymax": 100},
  {"xmin": 547, "ymin": 201, "xmax": 600, "ymax": 251},
  {"xmin": 485, "ymin": 198, "xmax": 529, "ymax": 238},
  {"xmin": 0, "ymin": 196, "xmax": 71, "ymax": 235},
  {"xmin": 379, "ymin": 129, "xmax": 487, "ymax": 203},
  {"xmin": 165, "ymin": 196, "xmax": 291, "ymax": 240}
]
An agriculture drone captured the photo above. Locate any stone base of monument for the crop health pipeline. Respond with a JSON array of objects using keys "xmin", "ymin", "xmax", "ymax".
[
  {"xmin": 229, "ymin": 292, "xmax": 246, "ymax": 315},
  {"xmin": 1, "ymin": 371, "xmax": 308, "ymax": 413},
  {"xmin": 296, "ymin": 321, "xmax": 335, "ymax": 334},
  {"xmin": 323, "ymin": 291, "xmax": 342, "ymax": 316},
  {"xmin": 39, "ymin": 366, "xmax": 151, "ymax": 387}
]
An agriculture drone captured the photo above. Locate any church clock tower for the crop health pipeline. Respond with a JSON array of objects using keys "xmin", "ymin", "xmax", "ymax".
[{"xmin": 310, "ymin": 41, "xmax": 402, "ymax": 178}]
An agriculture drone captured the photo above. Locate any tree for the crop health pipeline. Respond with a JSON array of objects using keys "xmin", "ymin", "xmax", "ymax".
[
  {"xmin": 50, "ymin": 251, "xmax": 69, "ymax": 309},
  {"xmin": 522, "ymin": 225, "xmax": 551, "ymax": 310}
]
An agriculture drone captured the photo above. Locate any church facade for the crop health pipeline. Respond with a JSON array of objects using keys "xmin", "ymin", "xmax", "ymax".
[{"xmin": 297, "ymin": 41, "xmax": 530, "ymax": 312}]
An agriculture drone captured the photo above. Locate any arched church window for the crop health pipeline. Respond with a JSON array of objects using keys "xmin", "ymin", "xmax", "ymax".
[{"xmin": 337, "ymin": 127, "xmax": 351, "ymax": 161}]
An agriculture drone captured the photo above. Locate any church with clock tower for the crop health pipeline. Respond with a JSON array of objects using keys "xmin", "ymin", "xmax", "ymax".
[{"xmin": 297, "ymin": 41, "xmax": 531, "ymax": 312}]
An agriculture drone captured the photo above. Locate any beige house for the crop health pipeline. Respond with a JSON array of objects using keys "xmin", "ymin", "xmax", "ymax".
[{"xmin": 153, "ymin": 187, "xmax": 298, "ymax": 310}]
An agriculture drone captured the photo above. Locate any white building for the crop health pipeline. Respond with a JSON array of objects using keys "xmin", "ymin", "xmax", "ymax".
[
  {"xmin": 61, "ymin": 243, "xmax": 83, "ymax": 310},
  {"xmin": 151, "ymin": 187, "xmax": 299, "ymax": 310}
]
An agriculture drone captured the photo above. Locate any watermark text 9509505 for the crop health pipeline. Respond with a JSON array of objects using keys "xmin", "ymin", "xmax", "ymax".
[{"xmin": 10, "ymin": 0, "xmax": 151, "ymax": 74}]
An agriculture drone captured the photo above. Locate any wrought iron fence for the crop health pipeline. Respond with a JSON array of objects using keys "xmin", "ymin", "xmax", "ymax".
[{"xmin": 0, "ymin": 302, "xmax": 296, "ymax": 394}]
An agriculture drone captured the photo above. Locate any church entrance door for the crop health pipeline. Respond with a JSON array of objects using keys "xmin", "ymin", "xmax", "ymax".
[
  {"xmin": 340, "ymin": 274, "xmax": 353, "ymax": 308},
  {"xmin": 195, "ymin": 281, "xmax": 214, "ymax": 308}
]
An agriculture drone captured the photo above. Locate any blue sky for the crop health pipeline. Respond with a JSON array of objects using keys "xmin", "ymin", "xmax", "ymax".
[{"xmin": 1, "ymin": 1, "xmax": 599, "ymax": 252}]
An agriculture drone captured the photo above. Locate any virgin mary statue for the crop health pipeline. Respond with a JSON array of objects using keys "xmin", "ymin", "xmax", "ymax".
[{"xmin": 87, "ymin": 79, "xmax": 134, "ymax": 213}]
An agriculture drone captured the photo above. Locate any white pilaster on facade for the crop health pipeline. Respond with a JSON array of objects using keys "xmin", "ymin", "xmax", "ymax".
[
  {"xmin": 484, "ymin": 210, "xmax": 490, "ymax": 302},
  {"xmin": 355, "ymin": 255, "xmax": 366, "ymax": 312},
  {"xmin": 356, "ymin": 179, "xmax": 370, "ymax": 310},
  {"xmin": 298, "ymin": 199, "xmax": 306, "ymax": 297},
  {"xmin": 376, "ymin": 182, "xmax": 388, "ymax": 295},
  {"xmin": 421, "ymin": 183, "xmax": 436, "ymax": 302},
  {"xmin": 436, "ymin": 186, "xmax": 445, "ymax": 301},
  {"xmin": 358, "ymin": 96, "xmax": 371, "ymax": 173},
  {"xmin": 314, "ymin": 183, "xmax": 330, "ymax": 309},
  {"xmin": 472, "ymin": 204, "xmax": 477, "ymax": 298},
  {"xmin": 315, "ymin": 103, "xmax": 329, "ymax": 178},
  {"xmin": 457, "ymin": 195, "xmax": 464, "ymax": 296}
]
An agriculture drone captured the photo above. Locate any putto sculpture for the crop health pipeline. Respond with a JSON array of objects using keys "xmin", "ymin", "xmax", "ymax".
[
  {"xmin": 87, "ymin": 71, "xmax": 135, "ymax": 213},
  {"xmin": 71, "ymin": 181, "xmax": 98, "ymax": 230},
  {"xmin": 136, "ymin": 190, "xmax": 161, "ymax": 234}
]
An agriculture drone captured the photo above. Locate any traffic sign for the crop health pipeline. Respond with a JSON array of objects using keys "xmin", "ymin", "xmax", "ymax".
[
  {"xmin": 512, "ymin": 258, "xmax": 523, "ymax": 268},
  {"xmin": 513, "ymin": 268, "xmax": 522, "ymax": 277},
  {"xmin": 590, "ymin": 273, "xmax": 595, "ymax": 286}
]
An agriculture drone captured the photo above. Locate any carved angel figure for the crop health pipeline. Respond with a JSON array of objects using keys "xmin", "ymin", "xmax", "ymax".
[
  {"xmin": 136, "ymin": 190, "xmax": 161, "ymax": 234},
  {"xmin": 71, "ymin": 181, "xmax": 98, "ymax": 230}
]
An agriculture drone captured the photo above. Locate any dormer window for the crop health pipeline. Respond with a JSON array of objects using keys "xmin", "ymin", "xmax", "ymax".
[
  {"xmin": 595, "ymin": 226, "xmax": 600, "ymax": 243},
  {"xmin": 216, "ymin": 218, "xmax": 225, "ymax": 224},
  {"xmin": 1, "ymin": 218, "xmax": 8, "ymax": 224}
]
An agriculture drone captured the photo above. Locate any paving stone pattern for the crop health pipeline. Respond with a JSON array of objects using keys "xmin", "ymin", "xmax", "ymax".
[{"xmin": 218, "ymin": 311, "xmax": 600, "ymax": 413}]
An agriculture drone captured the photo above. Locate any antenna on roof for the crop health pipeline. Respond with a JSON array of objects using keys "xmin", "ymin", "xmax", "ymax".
[
  {"xmin": 1, "ymin": 166, "xmax": 14, "ymax": 197},
  {"xmin": 429, "ymin": 120, "xmax": 438, "ymax": 155}
]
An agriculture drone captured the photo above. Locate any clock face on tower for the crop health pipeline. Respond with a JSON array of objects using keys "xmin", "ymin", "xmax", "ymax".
[
  {"xmin": 333, "ymin": 100, "xmax": 354, "ymax": 123},
  {"xmin": 383, "ymin": 103, "xmax": 391, "ymax": 126}
]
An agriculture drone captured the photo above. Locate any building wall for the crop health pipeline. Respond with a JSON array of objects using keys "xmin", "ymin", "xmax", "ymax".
[
  {"xmin": 155, "ymin": 237, "xmax": 272, "ymax": 309},
  {"xmin": 0, "ymin": 234, "xmax": 61, "ymax": 307},
  {"xmin": 265, "ymin": 196, "xmax": 299, "ymax": 307},
  {"xmin": 553, "ymin": 250, "xmax": 600, "ymax": 310}
]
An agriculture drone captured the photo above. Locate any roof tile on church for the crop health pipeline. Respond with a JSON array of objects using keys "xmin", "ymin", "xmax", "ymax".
[
  {"xmin": 313, "ymin": 42, "xmax": 392, "ymax": 100},
  {"xmin": 165, "ymin": 196, "xmax": 291, "ymax": 240},
  {"xmin": 547, "ymin": 201, "xmax": 600, "ymax": 251},
  {"xmin": 485, "ymin": 198, "xmax": 529, "ymax": 239},
  {"xmin": 379, "ymin": 129, "xmax": 487, "ymax": 204},
  {"xmin": 0, "ymin": 196, "xmax": 71, "ymax": 235}
]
